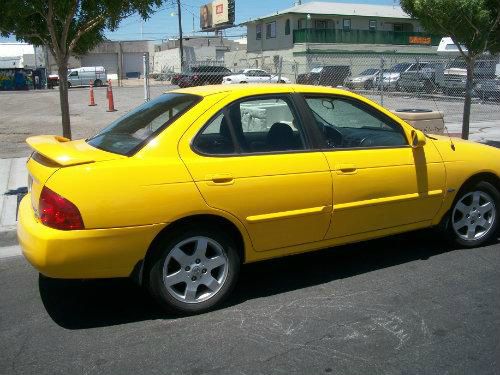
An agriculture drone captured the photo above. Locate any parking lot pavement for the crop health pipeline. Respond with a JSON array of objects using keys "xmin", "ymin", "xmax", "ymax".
[
  {"xmin": 0, "ymin": 86, "xmax": 499, "ymax": 159},
  {"xmin": 0, "ymin": 85, "xmax": 174, "ymax": 159},
  {"xmin": 0, "ymin": 231, "xmax": 499, "ymax": 375}
]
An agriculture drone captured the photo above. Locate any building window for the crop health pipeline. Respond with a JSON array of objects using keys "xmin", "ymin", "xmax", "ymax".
[
  {"xmin": 285, "ymin": 19, "xmax": 291, "ymax": 35},
  {"xmin": 393, "ymin": 23, "xmax": 403, "ymax": 32},
  {"xmin": 343, "ymin": 18, "xmax": 351, "ymax": 31},
  {"xmin": 298, "ymin": 18, "xmax": 306, "ymax": 29},
  {"xmin": 315, "ymin": 20, "xmax": 327, "ymax": 29},
  {"xmin": 266, "ymin": 21, "xmax": 276, "ymax": 39},
  {"xmin": 369, "ymin": 19, "xmax": 377, "ymax": 31},
  {"xmin": 256, "ymin": 24, "xmax": 262, "ymax": 40}
]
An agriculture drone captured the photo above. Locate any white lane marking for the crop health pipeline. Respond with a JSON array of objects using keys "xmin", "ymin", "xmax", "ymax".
[{"xmin": 0, "ymin": 245, "xmax": 22, "ymax": 259}]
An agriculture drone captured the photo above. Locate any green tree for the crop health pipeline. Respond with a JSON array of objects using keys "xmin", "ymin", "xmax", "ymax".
[
  {"xmin": 0, "ymin": 0, "xmax": 162, "ymax": 139},
  {"xmin": 400, "ymin": 0, "xmax": 500, "ymax": 139}
]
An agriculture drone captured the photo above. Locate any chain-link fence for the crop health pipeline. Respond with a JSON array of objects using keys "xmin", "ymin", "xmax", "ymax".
[{"xmin": 150, "ymin": 52, "xmax": 500, "ymax": 126}]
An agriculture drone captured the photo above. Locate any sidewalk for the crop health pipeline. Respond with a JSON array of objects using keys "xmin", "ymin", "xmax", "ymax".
[
  {"xmin": 0, "ymin": 157, "xmax": 27, "ymax": 225},
  {"xmin": 0, "ymin": 157, "xmax": 27, "ymax": 247}
]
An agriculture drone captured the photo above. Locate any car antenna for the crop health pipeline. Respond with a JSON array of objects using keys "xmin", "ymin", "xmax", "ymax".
[{"xmin": 443, "ymin": 119, "xmax": 456, "ymax": 151}]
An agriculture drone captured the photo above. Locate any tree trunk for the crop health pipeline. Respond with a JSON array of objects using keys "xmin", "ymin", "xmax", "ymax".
[
  {"xmin": 461, "ymin": 58, "xmax": 475, "ymax": 140},
  {"xmin": 57, "ymin": 63, "xmax": 72, "ymax": 139}
]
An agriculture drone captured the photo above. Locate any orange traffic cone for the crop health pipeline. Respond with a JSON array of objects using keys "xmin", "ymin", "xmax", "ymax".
[
  {"xmin": 88, "ymin": 80, "xmax": 96, "ymax": 106},
  {"xmin": 106, "ymin": 80, "xmax": 116, "ymax": 112}
]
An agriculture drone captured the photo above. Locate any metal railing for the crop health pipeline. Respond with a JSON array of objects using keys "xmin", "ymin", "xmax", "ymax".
[{"xmin": 293, "ymin": 29, "xmax": 442, "ymax": 46}]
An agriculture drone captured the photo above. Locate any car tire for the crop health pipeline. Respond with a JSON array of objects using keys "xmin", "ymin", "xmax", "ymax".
[
  {"xmin": 148, "ymin": 224, "xmax": 241, "ymax": 314},
  {"xmin": 94, "ymin": 79, "xmax": 102, "ymax": 87},
  {"xmin": 446, "ymin": 181, "xmax": 499, "ymax": 248},
  {"xmin": 240, "ymin": 81, "xmax": 247, "ymax": 84}
]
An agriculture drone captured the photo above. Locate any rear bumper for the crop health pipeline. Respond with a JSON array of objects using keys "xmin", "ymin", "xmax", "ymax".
[{"xmin": 17, "ymin": 195, "xmax": 166, "ymax": 279}]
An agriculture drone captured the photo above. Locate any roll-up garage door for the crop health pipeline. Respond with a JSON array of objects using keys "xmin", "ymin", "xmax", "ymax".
[{"xmin": 80, "ymin": 53, "xmax": 118, "ymax": 75}]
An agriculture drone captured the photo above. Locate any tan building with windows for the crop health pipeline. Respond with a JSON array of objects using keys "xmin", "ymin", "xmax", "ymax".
[
  {"xmin": 225, "ymin": 1, "xmax": 441, "ymax": 73},
  {"xmin": 246, "ymin": 1, "xmax": 439, "ymax": 53}
]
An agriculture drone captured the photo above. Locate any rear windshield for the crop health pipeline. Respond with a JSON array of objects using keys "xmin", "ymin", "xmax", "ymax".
[{"xmin": 87, "ymin": 93, "xmax": 200, "ymax": 155}]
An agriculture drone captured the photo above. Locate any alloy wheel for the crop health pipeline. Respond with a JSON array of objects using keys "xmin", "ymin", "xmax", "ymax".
[
  {"xmin": 162, "ymin": 236, "xmax": 228, "ymax": 304},
  {"xmin": 452, "ymin": 191, "xmax": 496, "ymax": 241}
]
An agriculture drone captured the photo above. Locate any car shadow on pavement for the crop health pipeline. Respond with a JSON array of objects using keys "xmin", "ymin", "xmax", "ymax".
[
  {"xmin": 38, "ymin": 229, "xmax": 498, "ymax": 330},
  {"xmin": 38, "ymin": 274, "xmax": 165, "ymax": 329}
]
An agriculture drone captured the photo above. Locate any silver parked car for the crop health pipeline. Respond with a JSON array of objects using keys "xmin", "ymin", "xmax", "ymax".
[{"xmin": 345, "ymin": 68, "xmax": 380, "ymax": 90}]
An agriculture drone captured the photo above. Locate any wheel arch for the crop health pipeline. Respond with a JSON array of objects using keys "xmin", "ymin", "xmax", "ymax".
[
  {"xmin": 457, "ymin": 172, "xmax": 500, "ymax": 196},
  {"xmin": 138, "ymin": 214, "xmax": 248, "ymax": 286},
  {"xmin": 437, "ymin": 171, "xmax": 500, "ymax": 229}
]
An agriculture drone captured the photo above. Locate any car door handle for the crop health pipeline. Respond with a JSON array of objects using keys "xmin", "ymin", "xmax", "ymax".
[
  {"xmin": 335, "ymin": 164, "xmax": 357, "ymax": 175},
  {"xmin": 206, "ymin": 174, "xmax": 234, "ymax": 186}
]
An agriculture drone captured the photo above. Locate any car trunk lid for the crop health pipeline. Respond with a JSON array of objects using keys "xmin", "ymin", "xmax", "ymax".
[{"xmin": 26, "ymin": 135, "xmax": 124, "ymax": 214}]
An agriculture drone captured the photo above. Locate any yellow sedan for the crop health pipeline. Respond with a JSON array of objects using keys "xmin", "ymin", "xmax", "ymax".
[{"xmin": 18, "ymin": 84, "xmax": 500, "ymax": 314}]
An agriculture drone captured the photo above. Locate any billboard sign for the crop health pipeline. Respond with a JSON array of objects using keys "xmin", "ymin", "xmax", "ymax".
[
  {"xmin": 200, "ymin": 0, "xmax": 235, "ymax": 30},
  {"xmin": 212, "ymin": 0, "xmax": 229, "ymax": 25},
  {"xmin": 200, "ymin": 3, "xmax": 213, "ymax": 30}
]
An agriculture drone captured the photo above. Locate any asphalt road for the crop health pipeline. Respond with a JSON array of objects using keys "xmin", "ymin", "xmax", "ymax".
[{"xmin": 0, "ymin": 230, "xmax": 499, "ymax": 375}]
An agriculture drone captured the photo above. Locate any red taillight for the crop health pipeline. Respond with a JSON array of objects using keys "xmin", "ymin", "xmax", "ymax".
[{"xmin": 39, "ymin": 186, "xmax": 84, "ymax": 230}]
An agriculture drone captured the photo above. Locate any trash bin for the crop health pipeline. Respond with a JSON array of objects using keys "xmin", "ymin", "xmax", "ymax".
[{"xmin": 391, "ymin": 108, "xmax": 445, "ymax": 134}]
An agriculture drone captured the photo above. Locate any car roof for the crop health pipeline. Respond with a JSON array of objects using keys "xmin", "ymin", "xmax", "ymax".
[{"xmin": 171, "ymin": 84, "xmax": 354, "ymax": 97}]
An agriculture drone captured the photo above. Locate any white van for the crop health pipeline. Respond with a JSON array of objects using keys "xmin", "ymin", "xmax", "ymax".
[{"xmin": 67, "ymin": 66, "xmax": 106, "ymax": 87}]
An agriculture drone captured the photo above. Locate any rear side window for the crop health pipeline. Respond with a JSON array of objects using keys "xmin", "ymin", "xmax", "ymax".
[
  {"xmin": 193, "ymin": 112, "xmax": 236, "ymax": 155},
  {"xmin": 194, "ymin": 96, "xmax": 307, "ymax": 155},
  {"xmin": 87, "ymin": 93, "xmax": 200, "ymax": 155}
]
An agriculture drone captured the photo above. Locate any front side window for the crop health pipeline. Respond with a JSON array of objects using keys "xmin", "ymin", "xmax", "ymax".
[
  {"xmin": 194, "ymin": 96, "xmax": 307, "ymax": 155},
  {"xmin": 69, "ymin": 71, "xmax": 78, "ymax": 77},
  {"xmin": 285, "ymin": 19, "xmax": 291, "ymax": 35},
  {"xmin": 88, "ymin": 93, "xmax": 199, "ymax": 155},
  {"xmin": 266, "ymin": 21, "xmax": 277, "ymax": 39},
  {"xmin": 304, "ymin": 96, "xmax": 407, "ymax": 149}
]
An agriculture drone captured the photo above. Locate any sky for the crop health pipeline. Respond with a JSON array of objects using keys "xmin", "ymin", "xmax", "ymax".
[{"xmin": 1, "ymin": 0, "xmax": 398, "ymax": 43}]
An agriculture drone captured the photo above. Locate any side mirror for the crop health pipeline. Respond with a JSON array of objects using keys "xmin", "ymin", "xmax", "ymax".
[{"xmin": 411, "ymin": 129, "xmax": 427, "ymax": 148}]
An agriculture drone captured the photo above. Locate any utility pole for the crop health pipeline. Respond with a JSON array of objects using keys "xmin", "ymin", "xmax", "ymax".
[{"xmin": 177, "ymin": 0, "xmax": 184, "ymax": 72}]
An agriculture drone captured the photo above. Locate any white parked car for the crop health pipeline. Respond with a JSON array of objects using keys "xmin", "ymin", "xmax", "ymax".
[{"xmin": 222, "ymin": 69, "xmax": 290, "ymax": 84}]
